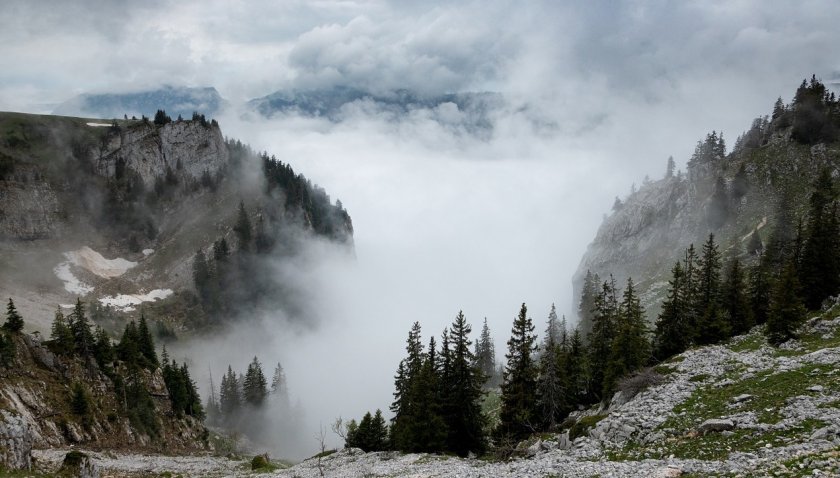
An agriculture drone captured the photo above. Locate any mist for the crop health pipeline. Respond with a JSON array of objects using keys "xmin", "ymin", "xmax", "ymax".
[{"xmin": 3, "ymin": 0, "xmax": 840, "ymax": 461}]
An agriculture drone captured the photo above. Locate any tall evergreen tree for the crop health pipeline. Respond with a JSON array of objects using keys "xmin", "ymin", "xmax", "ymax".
[
  {"xmin": 137, "ymin": 313, "xmax": 158, "ymax": 369},
  {"xmin": 695, "ymin": 234, "xmax": 730, "ymax": 344},
  {"xmin": 497, "ymin": 303, "xmax": 538, "ymax": 441},
  {"xmin": 722, "ymin": 258, "xmax": 753, "ymax": 336},
  {"xmin": 92, "ymin": 326, "xmax": 115, "ymax": 371},
  {"xmin": 220, "ymin": 365, "xmax": 241, "ymax": 420},
  {"xmin": 3, "ymin": 298, "xmax": 23, "ymax": 333},
  {"xmin": 536, "ymin": 313, "xmax": 565, "ymax": 430},
  {"xmin": 270, "ymin": 362, "xmax": 289, "ymax": 404},
  {"xmin": 474, "ymin": 318, "xmax": 498, "ymax": 388},
  {"xmin": 587, "ymin": 277, "xmax": 618, "ymax": 401},
  {"xmin": 766, "ymin": 263, "xmax": 807, "ymax": 345},
  {"xmin": 50, "ymin": 308, "xmax": 75, "ymax": 355},
  {"xmin": 604, "ymin": 278, "xmax": 649, "ymax": 398},
  {"xmin": 234, "ymin": 200, "xmax": 252, "ymax": 251},
  {"xmin": 563, "ymin": 328, "xmax": 586, "ymax": 409},
  {"xmin": 799, "ymin": 168, "xmax": 840, "ymax": 309},
  {"xmin": 243, "ymin": 356, "xmax": 268, "ymax": 407},
  {"xmin": 749, "ymin": 254, "xmax": 772, "ymax": 325},
  {"xmin": 441, "ymin": 311, "xmax": 486, "ymax": 456},
  {"xmin": 577, "ymin": 270, "xmax": 600, "ymax": 342},
  {"xmin": 654, "ymin": 262, "xmax": 691, "ymax": 359},
  {"xmin": 390, "ymin": 322, "xmax": 425, "ymax": 450},
  {"xmin": 681, "ymin": 244, "xmax": 701, "ymax": 342},
  {"xmin": 70, "ymin": 299, "xmax": 94, "ymax": 361}
]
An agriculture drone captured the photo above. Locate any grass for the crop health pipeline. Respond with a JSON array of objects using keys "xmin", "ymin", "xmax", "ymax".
[{"xmin": 568, "ymin": 414, "xmax": 607, "ymax": 440}]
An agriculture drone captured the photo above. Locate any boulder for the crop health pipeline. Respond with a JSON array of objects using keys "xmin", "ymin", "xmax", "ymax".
[
  {"xmin": 732, "ymin": 394, "xmax": 753, "ymax": 403},
  {"xmin": 698, "ymin": 418, "xmax": 735, "ymax": 433},
  {"xmin": 0, "ymin": 409, "xmax": 33, "ymax": 470},
  {"xmin": 59, "ymin": 451, "xmax": 100, "ymax": 478}
]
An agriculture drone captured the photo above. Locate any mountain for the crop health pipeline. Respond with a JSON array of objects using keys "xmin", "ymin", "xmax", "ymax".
[
  {"xmin": 0, "ymin": 110, "xmax": 353, "ymax": 471},
  {"xmin": 0, "ymin": 112, "xmax": 352, "ymax": 333},
  {"xmin": 53, "ymin": 86, "xmax": 226, "ymax": 120},
  {"xmin": 247, "ymin": 86, "xmax": 503, "ymax": 132},
  {"xmin": 574, "ymin": 77, "xmax": 840, "ymax": 325}
]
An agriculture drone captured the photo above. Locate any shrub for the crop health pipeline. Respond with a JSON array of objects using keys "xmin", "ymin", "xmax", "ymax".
[{"xmin": 617, "ymin": 367, "xmax": 664, "ymax": 400}]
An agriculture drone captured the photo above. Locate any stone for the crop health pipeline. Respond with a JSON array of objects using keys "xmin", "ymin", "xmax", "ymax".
[
  {"xmin": 698, "ymin": 419, "xmax": 735, "ymax": 433},
  {"xmin": 732, "ymin": 394, "xmax": 754, "ymax": 403},
  {"xmin": 652, "ymin": 465, "xmax": 683, "ymax": 477},
  {"xmin": 807, "ymin": 385, "xmax": 824, "ymax": 393},
  {"xmin": 0, "ymin": 410, "xmax": 33, "ymax": 470},
  {"xmin": 59, "ymin": 451, "xmax": 100, "ymax": 478}
]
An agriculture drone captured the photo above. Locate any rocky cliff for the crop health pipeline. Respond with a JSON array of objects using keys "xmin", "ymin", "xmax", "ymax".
[
  {"xmin": 574, "ymin": 126, "xmax": 840, "ymax": 321},
  {"xmin": 0, "ymin": 332, "xmax": 208, "ymax": 471}
]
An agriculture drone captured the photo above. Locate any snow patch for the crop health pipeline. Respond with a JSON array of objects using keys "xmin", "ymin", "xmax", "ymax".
[
  {"xmin": 86, "ymin": 122, "xmax": 112, "ymax": 127},
  {"xmin": 53, "ymin": 263, "xmax": 94, "ymax": 295},
  {"xmin": 99, "ymin": 289, "xmax": 173, "ymax": 311},
  {"xmin": 54, "ymin": 246, "xmax": 138, "ymax": 296},
  {"xmin": 142, "ymin": 249, "xmax": 154, "ymax": 256},
  {"xmin": 65, "ymin": 246, "xmax": 137, "ymax": 279}
]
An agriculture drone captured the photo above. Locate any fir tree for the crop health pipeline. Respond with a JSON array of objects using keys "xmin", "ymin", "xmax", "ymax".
[
  {"xmin": 497, "ymin": 303, "xmax": 538, "ymax": 440},
  {"xmin": 722, "ymin": 258, "xmax": 753, "ymax": 336},
  {"xmin": 536, "ymin": 313, "xmax": 565, "ymax": 430},
  {"xmin": 563, "ymin": 328, "xmax": 586, "ymax": 409},
  {"xmin": 137, "ymin": 313, "xmax": 158, "ymax": 369},
  {"xmin": 70, "ymin": 299, "xmax": 94, "ymax": 361},
  {"xmin": 695, "ymin": 234, "xmax": 730, "ymax": 344},
  {"xmin": 117, "ymin": 321, "xmax": 141, "ymax": 365},
  {"xmin": 407, "ymin": 336, "xmax": 447, "ymax": 453},
  {"xmin": 3, "ymin": 298, "xmax": 23, "ymax": 332},
  {"xmin": 799, "ymin": 168, "xmax": 840, "ymax": 309},
  {"xmin": 270, "ymin": 362, "xmax": 289, "ymax": 403},
  {"xmin": 234, "ymin": 201, "xmax": 252, "ymax": 251},
  {"xmin": 604, "ymin": 278, "xmax": 649, "ymax": 398},
  {"xmin": 766, "ymin": 263, "xmax": 806, "ymax": 345},
  {"xmin": 92, "ymin": 326, "xmax": 115, "ymax": 371},
  {"xmin": 749, "ymin": 254, "xmax": 772, "ymax": 325},
  {"xmin": 474, "ymin": 318, "xmax": 498, "ymax": 388},
  {"xmin": 577, "ymin": 270, "xmax": 600, "ymax": 341},
  {"xmin": 442, "ymin": 311, "xmax": 486, "ymax": 456},
  {"xmin": 654, "ymin": 262, "xmax": 691, "ymax": 359},
  {"xmin": 681, "ymin": 245, "xmax": 701, "ymax": 342},
  {"xmin": 50, "ymin": 308, "xmax": 75, "ymax": 355},
  {"xmin": 243, "ymin": 356, "xmax": 268, "ymax": 407},
  {"xmin": 587, "ymin": 277, "xmax": 618, "ymax": 401},
  {"xmin": 665, "ymin": 156, "xmax": 675, "ymax": 179},
  {"xmin": 220, "ymin": 365, "xmax": 241, "ymax": 420}
]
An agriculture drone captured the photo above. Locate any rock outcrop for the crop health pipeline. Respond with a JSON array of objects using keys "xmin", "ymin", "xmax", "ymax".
[{"xmin": 0, "ymin": 409, "xmax": 33, "ymax": 470}]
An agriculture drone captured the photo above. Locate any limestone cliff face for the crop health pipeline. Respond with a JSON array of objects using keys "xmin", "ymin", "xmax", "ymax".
[
  {"xmin": 98, "ymin": 120, "xmax": 228, "ymax": 188},
  {"xmin": 0, "ymin": 167, "xmax": 62, "ymax": 240},
  {"xmin": 573, "ymin": 135, "xmax": 840, "ymax": 321}
]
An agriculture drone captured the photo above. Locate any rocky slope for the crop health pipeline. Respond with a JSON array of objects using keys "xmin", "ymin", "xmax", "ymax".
[
  {"xmin": 0, "ymin": 112, "xmax": 352, "ymax": 334},
  {"xmin": 0, "ymin": 332, "xmax": 208, "ymax": 472},
  {"xmin": 18, "ymin": 307, "xmax": 839, "ymax": 477},
  {"xmin": 574, "ymin": 125, "xmax": 839, "ymax": 320}
]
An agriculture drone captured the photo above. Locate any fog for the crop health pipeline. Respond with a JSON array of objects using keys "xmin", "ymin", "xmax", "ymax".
[{"xmin": 3, "ymin": 0, "xmax": 840, "ymax": 459}]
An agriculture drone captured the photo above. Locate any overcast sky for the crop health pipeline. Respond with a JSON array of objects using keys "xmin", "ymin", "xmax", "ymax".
[{"xmin": 4, "ymin": 0, "xmax": 840, "ymax": 456}]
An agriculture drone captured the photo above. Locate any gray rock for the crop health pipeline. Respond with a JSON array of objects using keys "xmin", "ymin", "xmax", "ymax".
[
  {"xmin": 59, "ymin": 451, "xmax": 100, "ymax": 478},
  {"xmin": 807, "ymin": 385, "xmax": 824, "ymax": 393},
  {"xmin": 0, "ymin": 410, "xmax": 33, "ymax": 470},
  {"xmin": 698, "ymin": 419, "xmax": 735, "ymax": 433},
  {"xmin": 732, "ymin": 394, "xmax": 754, "ymax": 403}
]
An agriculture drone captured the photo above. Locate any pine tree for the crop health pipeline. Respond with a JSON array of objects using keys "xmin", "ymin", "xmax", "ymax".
[
  {"xmin": 407, "ymin": 336, "xmax": 447, "ymax": 453},
  {"xmin": 604, "ymin": 278, "xmax": 649, "ymax": 398},
  {"xmin": 3, "ymin": 298, "xmax": 23, "ymax": 333},
  {"xmin": 799, "ymin": 168, "xmax": 840, "ymax": 309},
  {"xmin": 766, "ymin": 263, "xmax": 807, "ymax": 345},
  {"xmin": 243, "ymin": 356, "xmax": 268, "ymax": 407},
  {"xmin": 270, "ymin": 362, "xmax": 289, "ymax": 404},
  {"xmin": 681, "ymin": 245, "xmax": 701, "ymax": 342},
  {"xmin": 654, "ymin": 262, "xmax": 691, "ymax": 359},
  {"xmin": 117, "ymin": 321, "xmax": 141, "ymax": 365},
  {"xmin": 442, "ymin": 311, "xmax": 486, "ymax": 456},
  {"xmin": 181, "ymin": 363, "xmax": 204, "ymax": 419},
  {"xmin": 563, "ymin": 328, "xmax": 586, "ymax": 409},
  {"xmin": 536, "ymin": 312, "xmax": 565, "ymax": 430},
  {"xmin": 497, "ymin": 303, "xmax": 538, "ymax": 441},
  {"xmin": 577, "ymin": 270, "xmax": 600, "ymax": 341},
  {"xmin": 749, "ymin": 254, "xmax": 772, "ymax": 324},
  {"xmin": 695, "ymin": 234, "xmax": 730, "ymax": 344},
  {"xmin": 722, "ymin": 258, "xmax": 753, "ymax": 336},
  {"xmin": 234, "ymin": 201, "xmax": 252, "ymax": 251},
  {"xmin": 70, "ymin": 299, "xmax": 94, "ymax": 360},
  {"xmin": 220, "ymin": 365, "xmax": 241, "ymax": 420},
  {"xmin": 587, "ymin": 277, "xmax": 618, "ymax": 401},
  {"xmin": 50, "ymin": 308, "xmax": 75, "ymax": 355},
  {"xmin": 665, "ymin": 156, "xmax": 675, "ymax": 179},
  {"xmin": 137, "ymin": 314, "xmax": 158, "ymax": 369},
  {"xmin": 92, "ymin": 326, "xmax": 115, "ymax": 371},
  {"xmin": 474, "ymin": 318, "xmax": 498, "ymax": 388}
]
